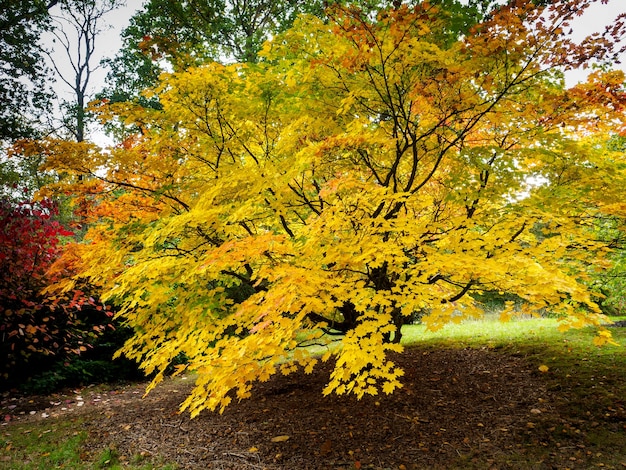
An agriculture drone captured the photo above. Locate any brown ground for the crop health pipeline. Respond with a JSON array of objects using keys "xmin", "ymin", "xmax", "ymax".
[{"xmin": 2, "ymin": 347, "xmax": 625, "ymax": 469}]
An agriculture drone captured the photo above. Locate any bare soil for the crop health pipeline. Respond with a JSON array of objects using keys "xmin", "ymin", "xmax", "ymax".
[{"xmin": 3, "ymin": 347, "xmax": 626, "ymax": 469}]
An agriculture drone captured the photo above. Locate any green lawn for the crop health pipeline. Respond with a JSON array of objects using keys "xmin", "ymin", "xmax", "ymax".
[{"xmin": 404, "ymin": 314, "xmax": 625, "ymax": 347}]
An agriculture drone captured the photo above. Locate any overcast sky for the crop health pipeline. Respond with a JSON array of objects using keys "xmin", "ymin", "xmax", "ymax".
[{"xmin": 565, "ymin": 0, "xmax": 626, "ymax": 85}]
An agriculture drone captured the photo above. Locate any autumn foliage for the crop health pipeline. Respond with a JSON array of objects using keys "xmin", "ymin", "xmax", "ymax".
[
  {"xmin": 42, "ymin": 0, "xmax": 626, "ymax": 415},
  {"xmin": 0, "ymin": 196, "xmax": 112, "ymax": 385}
]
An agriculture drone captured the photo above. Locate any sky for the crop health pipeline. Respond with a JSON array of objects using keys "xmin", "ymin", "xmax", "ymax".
[
  {"xmin": 564, "ymin": 0, "xmax": 626, "ymax": 86},
  {"xmin": 41, "ymin": 0, "xmax": 625, "ymax": 145}
]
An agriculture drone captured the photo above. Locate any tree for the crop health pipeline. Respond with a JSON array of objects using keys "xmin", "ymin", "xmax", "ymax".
[
  {"xmin": 0, "ymin": 138, "xmax": 139, "ymax": 391},
  {"xmin": 95, "ymin": 0, "xmax": 329, "ymax": 139},
  {"xmin": 108, "ymin": 0, "xmax": 327, "ymax": 67},
  {"xmin": 46, "ymin": 0, "xmax": 626, "ymax": 415},
  {"xmin": 0, "ymin": 146, "xmax": 55, "ymax": 202},
  {"xmin": 590, "ymin": 132, "xmax": 626, "ymax": 315},
  {"xmin": 0, "ymin": 0, "xmax": 55, "ymax": 142},
  {"xmin": 1, "ymin": 0, "xmax": 121, "ymax": 201},
  {"xmin": 46, "ymin": 0, "xmax": 123, "ymax": 142},
  {"xmin": 0, "ymin": 1, "xmax": 130, "ymax": 388}
]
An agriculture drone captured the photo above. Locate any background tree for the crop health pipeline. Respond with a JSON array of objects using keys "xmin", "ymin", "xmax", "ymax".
[
  {"xmin": 0, "ymin": 0, "xmax": 57, "ymax": 201},
  {"xmin": 96, "ymin": 0, "xmax": 328, "ymax": 140},
  {"xmin": 46, "ymin": 0, "xmax": 626, "ymax": 415},
  {"xmin": 109, "ymin": 0, "xmax": 328, "ymax": 67},
  {"xmin": 0, "ymin": 137, "xmax": 144, "ymax": 392},
  {"xmin": 46, "ymin": 0, "xmax": 123, "ymax": 143},
  {"xmin": 0, "ymin": 1, "xmax": 56, "ymax": 143},
  {"xmin": 591, "ymin": 133, "xmax": 626, "ymax": 315},
  {"xmin": 1, "ymin": 0, "xmax": 122, "ymax": 200}
]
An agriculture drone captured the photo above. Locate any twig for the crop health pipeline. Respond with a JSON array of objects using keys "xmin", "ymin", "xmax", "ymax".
[{"xmin": 219, "ymin": 453, "xmax": 264, "ymax": 469}]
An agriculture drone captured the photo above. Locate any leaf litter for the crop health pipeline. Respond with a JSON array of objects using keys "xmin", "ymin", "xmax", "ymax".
[{"xmin": 2, "ymin": 347, "xmax": 625, "ymax": 469}]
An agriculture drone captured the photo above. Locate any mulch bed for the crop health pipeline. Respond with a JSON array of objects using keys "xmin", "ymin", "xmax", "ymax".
[{"xmin": 2, "ymin": 347, "xmax": 623, "ymax": 469}]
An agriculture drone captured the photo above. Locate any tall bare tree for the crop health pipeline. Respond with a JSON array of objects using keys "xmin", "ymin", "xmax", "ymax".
[{"xmin": 47, "ymin": 0, "xmax": 123, "ymax": 142}]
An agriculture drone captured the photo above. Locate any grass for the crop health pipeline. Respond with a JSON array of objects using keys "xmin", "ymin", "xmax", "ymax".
[
  {"xmin": 403, "ymin": 315, "xmax": 626, "ymax": 387},
  {"xmin": 0, "ymin": 417, "xmax": 177, "ymax": 470},
  {"xmin": 403, "ymin": 313, "xmax": 626, "ymax": 347},
  {"xmin": 1, "ymin": 418, "xmax": 88, "ymax": 470},
  {"xmin": 402, "ymin": 314, "xmax": 626, "ymax": 382},
  {"xmin": 2, "ymin": 314, "xmax": 625, "ymax": 469}
]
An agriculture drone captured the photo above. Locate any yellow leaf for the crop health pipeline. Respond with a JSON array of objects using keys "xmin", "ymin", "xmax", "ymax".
[
  {"xmin": 538, "ymin": 365, "xmax": 549, "ymax": 373},
  {"xmin": 271, "ymin": 435, "xmax": 290, "ymax": 443},
  {"xmin": 557, "ymin": 323, "xmax": 570, "ymax": 333},
  {"xmin": 304, "ymin": 358, "xmax": 318, "ymax": 374},
  {"xmin": 593, "ymin": 329, "xmax": 618, "ymax": 347}
]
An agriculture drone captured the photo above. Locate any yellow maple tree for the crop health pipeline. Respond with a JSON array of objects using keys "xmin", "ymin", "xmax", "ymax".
[{"xmin": 43, "ymin": 1, "xmax": 625, "ymax": 415}]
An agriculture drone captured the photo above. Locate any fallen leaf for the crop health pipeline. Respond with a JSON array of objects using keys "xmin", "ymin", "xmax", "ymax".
[
  {"xmin": 538, "ymin": 365, "xmax": 549, "ymax": 373},
  {"xmin": 248, "ymin": 446, "xmax": 259, "ymax": 453},
  {"xmin": 271, "ymin": 435, "xmax": 290, "ymax": 443},
  {"xmin": 320, "ymin": 439, "xmax": 332, "ymax": 454}
]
